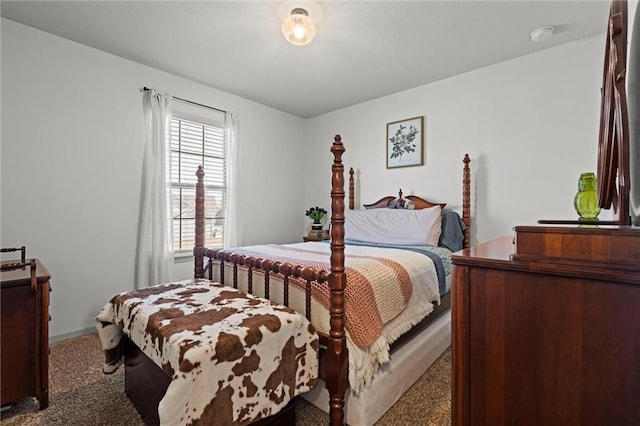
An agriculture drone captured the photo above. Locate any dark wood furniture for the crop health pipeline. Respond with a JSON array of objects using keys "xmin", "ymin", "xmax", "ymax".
[
  {"xmin": 304, "ymin": 229, "xmax": 330, "ymax": 242},
  {"xmin": 303, "ymin": 235, "xmax": 330, "ymax": 242},
  {"xmin": 451, "ymin": 226, "xmax": 640, "ymax": 425},
  {"xmin": 1, "ymin": 252, "xmax": 50, "ymax": 410},
  {"xmin": 451, "ymin": 3, "xmax": 640, "ymax": 423},
  {"xmin": 124, "ymin": 136, "xmax": 472, "ymax": 426}
]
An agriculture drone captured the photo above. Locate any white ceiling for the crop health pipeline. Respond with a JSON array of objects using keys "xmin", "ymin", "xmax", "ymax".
[{"xmin": 1, "ymin": 1, "xmax": 611, "ymax": 118}]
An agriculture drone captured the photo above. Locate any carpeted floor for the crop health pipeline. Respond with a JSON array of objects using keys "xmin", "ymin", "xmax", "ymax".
[{"xmin": 0, "ymin": 333, "xmax": 451, "ymax": 425}]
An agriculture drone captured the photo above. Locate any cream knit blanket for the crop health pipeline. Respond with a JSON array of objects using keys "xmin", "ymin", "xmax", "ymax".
[{"xmin": 216, "ymin": 242, "xmax": 441, "ymax": 393}]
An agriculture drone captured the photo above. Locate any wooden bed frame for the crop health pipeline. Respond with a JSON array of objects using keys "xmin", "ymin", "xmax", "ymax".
[{"xmin": 125, "ymin": 135, "xmax": 471, "ymax": 425}]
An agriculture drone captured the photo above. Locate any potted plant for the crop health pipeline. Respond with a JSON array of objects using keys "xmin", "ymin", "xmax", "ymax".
[{"xmin": 305, "ymin": 206, "xmax": 327, "ymax": 230}]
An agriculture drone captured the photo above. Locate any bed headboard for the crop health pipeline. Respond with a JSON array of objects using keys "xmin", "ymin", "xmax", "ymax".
[
  {"xmin": 347, "ymin": 154, "xmax": 472, "ymax": 248},
  {"xmin": 361, "ymin": 190, "xmax": 446, "ymax": 210}
]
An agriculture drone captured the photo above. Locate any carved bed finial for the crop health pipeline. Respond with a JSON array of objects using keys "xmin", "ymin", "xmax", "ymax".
[{"xmin": 331, "ymin": 135, "xmax": 345, "ymax": 162}]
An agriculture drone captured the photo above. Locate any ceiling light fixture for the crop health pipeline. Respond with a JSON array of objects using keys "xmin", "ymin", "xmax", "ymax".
[
  {"xmin": 530, "ymin": 26, "xmax": 554, "ymax": 43},
  {"xmin": 282, "ymin": 8, "xmax": 316, "ymax": 46}
]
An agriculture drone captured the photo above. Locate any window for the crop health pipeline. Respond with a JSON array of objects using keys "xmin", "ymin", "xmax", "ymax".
[{"xmin": 169, "ymin": 116, "xmax": 226, "ymax": 253}]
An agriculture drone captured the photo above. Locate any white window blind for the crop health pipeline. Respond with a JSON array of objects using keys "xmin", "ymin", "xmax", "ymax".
[{"xmin": 170, "ymin": 116, "xmax": 226, "ymax": 252}]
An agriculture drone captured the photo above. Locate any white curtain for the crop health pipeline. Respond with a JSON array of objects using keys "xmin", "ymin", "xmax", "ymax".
[
  {"xmin": 135, "ymin": 88, "xmax": 173, "ymax": 288},
  {"xmin": 224, "ymin": 112, "xmax": 242, "ymax": 248}
]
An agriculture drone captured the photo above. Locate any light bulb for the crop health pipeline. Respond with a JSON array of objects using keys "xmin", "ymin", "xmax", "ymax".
[
  {"xmin": 293, "ymin": 24, "xmax": 306, "ymax": 40},
  {"xmin": 282, "ymin": 8, "xmax": 316, "ymax": 45}
]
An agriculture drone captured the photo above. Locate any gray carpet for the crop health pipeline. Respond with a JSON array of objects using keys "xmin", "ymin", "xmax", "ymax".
[{"xmin": 0, "ymin": 334, "xmax": 451, "ymax": 425}]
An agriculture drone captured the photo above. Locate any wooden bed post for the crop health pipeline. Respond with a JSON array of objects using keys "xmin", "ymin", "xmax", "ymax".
[
  {"xmin": 194, "ymin": 166, "xmax": 205, "ymax": 279},
  {"xmin": 327, "ymin": 135, "xmax": 349, "ymax": 425},
  {"xmin": 348, "ymin": 167, "xmax": 354, "ymax": 210},
  {"xmin": 462, "ymin": 154, "xmax": 471, "ymax": 249}
]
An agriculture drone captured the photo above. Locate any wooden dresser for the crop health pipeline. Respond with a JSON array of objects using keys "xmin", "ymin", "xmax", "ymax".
[
  {"xmin": 451, "ymin": 226, "xmax": 640, "ymax": 426},
  {"xmin": 1, "ymin": 259, "xmax": 51, "ymax": 409}
]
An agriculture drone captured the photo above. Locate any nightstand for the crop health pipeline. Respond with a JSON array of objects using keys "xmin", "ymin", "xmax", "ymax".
[
  {"xmin": 1, "ymin": 257, "xmax": 51, "ymax": 410},
  {"xmin": 304, "ymin": 229, "xmax": 329, "ymax": 242},
  {"xmin": 303, "ymin": 235, "xmax": 330, "ymax": 242}
]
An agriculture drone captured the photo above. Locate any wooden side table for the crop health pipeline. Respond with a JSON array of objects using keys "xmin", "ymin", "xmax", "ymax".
[
  {"xmin": 1, "ymin": 259, "xmax": 51, "ymax": 409},
  {"xmin": 303, "ymin": 235, "xmax": 330, "ymax": 242},
  {"xmin": 304, "ymin": 229, "xmax": 330, "ymax": 242}
]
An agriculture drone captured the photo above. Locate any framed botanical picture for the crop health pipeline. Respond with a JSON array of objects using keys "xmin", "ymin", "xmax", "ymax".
[{"xmin": 386, "ymin": 116, "xmax": 424, "ymax": 168}]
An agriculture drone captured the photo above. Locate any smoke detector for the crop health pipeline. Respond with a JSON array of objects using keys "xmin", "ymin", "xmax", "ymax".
[{"xmin": 530, "ymin": 26, "xmax": 554, "ymax": 42}]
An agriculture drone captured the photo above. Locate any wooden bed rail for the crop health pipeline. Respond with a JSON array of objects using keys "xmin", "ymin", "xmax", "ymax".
[
  {"xmin": 204, "ymin": 249, "xmax": 330, "ymax": 283},
  {"xmin": 203, "ymin": 248, "xmax": 330, "ymax": 326}
]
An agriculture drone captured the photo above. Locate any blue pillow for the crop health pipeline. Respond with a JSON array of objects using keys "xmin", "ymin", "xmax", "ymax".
[{"xmin": 439, "ymin": 209, "xmax": 467, "ymax": 251}]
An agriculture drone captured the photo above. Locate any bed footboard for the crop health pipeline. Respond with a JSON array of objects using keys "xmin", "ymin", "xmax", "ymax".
[
  {"xmin": 204, "ymin": 249, "xmax": 331, "ymax": 343},
  {"xmin": 193, "ymin": 135, "xmax": 349, "ymax": 425}
]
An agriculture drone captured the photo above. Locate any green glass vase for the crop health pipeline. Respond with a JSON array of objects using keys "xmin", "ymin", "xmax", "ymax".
[{"xmin": 574, "ymin": 172, "xmax": 601, "ymax": 220}]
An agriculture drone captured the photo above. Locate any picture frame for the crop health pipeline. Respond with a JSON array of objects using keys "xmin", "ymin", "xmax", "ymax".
[{"xmin": 386, "ymin": 116, "xmax": 424, "ymax": 168}]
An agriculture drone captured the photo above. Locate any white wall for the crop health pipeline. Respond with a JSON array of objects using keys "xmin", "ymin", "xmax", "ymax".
[
  {"xmin": 1, "ymin": 19, "xmax": 306, "ymax": 340},
  {"xmin": 0, "ymin": 17, "xmax": 615, "ymax": 340},
  {"xmin": 304, "ymin": 36, "xmax": 607, "ymax": 244}
]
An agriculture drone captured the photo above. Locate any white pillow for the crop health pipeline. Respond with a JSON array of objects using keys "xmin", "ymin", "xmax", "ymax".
[{"xmin": 344, "ymin": 205, "xmax": 442, "ymax": 246}]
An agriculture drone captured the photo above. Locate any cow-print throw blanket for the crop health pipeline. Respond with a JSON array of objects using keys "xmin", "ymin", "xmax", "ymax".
[{"xmin": 96, "ymin": 279, "xmax": 318, "ymax": 425}]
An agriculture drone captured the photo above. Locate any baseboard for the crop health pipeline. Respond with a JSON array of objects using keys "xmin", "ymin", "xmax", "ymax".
[{"xmin": 49, "ymin": 327, "xmax": 97, "ymax": 344}]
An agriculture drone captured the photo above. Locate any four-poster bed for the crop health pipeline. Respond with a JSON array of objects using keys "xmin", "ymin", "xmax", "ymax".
[{"xmin": 97, "ymin": 135, "xmax": 472, "ymax": 425}]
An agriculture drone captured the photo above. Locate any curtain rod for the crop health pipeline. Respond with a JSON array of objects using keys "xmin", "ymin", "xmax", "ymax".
[{"xmin": 143, "ymin": 87, "xmax": 227, "ymax": 114}]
